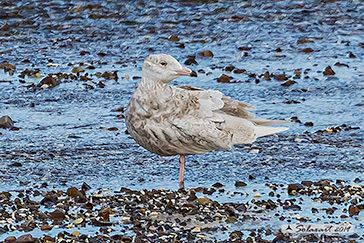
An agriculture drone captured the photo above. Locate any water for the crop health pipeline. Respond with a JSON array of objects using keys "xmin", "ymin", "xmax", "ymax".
[{"xmin": 0, "ymin": 0, "xmax": 363, "ymax": 241}]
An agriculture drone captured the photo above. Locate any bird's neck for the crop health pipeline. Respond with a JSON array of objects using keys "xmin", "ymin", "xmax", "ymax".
[{"xmin": 138, "ymin": 77, "xmax": 169, "ymax": 92}]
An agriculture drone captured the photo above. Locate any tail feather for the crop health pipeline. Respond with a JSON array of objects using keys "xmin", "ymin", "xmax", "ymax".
[
  {"xmin": 254, "ymin": 125, "xmax": 289, "ymax": 138},
  {"xmin": 250, "ymin": 118, "xmax": 290, "ymax": 126}
]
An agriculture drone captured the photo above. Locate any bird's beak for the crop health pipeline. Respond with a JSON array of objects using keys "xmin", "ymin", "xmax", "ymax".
[{"xmin": 176, "ymin": 66, "xmax": 195, "ymax": 77}]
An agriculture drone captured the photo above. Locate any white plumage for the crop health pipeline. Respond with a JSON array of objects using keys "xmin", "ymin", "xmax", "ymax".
[{"xmin": 126, "ymin": 54, "xmax": 288, "ymax": 187}]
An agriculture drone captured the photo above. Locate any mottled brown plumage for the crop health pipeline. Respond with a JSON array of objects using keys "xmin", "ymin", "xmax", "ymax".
[{"xmin": 126, "ymin": 54, "xmax": 288, "ymax": 187}]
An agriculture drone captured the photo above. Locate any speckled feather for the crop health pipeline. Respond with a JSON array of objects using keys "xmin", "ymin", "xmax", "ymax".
[{"xmin": 126, "ymin": 54, "xmax": 288, "ymax": 156}]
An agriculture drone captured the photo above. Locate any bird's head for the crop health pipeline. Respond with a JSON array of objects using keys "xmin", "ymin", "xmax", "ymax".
[{"xmin": 142, "ymin": 54, "xmax": 196, "ymax": 83}]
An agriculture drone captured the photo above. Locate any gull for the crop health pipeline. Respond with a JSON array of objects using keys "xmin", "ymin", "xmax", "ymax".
[{"xmin": 126, "ymin": 54, "xmax": 288, "ymax": 188}]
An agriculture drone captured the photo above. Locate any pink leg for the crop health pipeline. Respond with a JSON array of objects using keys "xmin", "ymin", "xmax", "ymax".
[{"xmin": 179, "ymin": 155, "xmax": 186, "ymax": 189}]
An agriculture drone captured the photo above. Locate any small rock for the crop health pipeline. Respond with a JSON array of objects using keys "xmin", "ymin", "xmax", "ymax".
[
  {"xmin": 10, "ymin": 162, "xmax": 22, "ymax": 167},
  {"xmin": 36, "ymin": 75, "xmax": 60, "ymax": 89},
  {"xmin": 233, "ymin": 69, "xmax": 246, "ymax": 74},
  {"xmin": 235, "ymin": 181, "xmax": 247, "ymax": 187},
  {"xmin": 5, "ymin": 236, "xmax": 16, "ymax": 243},
  {"xmin": 97, "ymin": 52, "xmax": 107, "ymax": 57},
  {"xmin": 301, "ymin": 181, "xmax": 313, "ymax": 187},
  {"xmin": 199, "ymin": 50, "xmax": 214, "ymax": 57},
  {"xmin": 230, "ymin": 230, "xmax": 243, "ymax": 240},
  {"xmin": 226, "ymin": 216, "xmax": 237, "ymax": 223},
  {"xmin": 304, "ymin": 122, "xmax": 314, "ymax": 126},
  {"xmin": 195, "ymin": 197, "xmax": 212, "ymax": 205},
  {"xmin": 81, "ymin": 182, "xmax": 91, "ymax": 191},
  {"xmin": 184, "ymin": 56, "xmax": 197, "ymax": 65},
  {"xmin": 287, "ymin": 184, "xmax": 304, "ymax": 195},
  {"xmin": 212, "ymin": 182, "xmax": 224, "ymax": 188},
  {"xmin": 74, "ymin": 218, "xmax": 84, "ymax": 225},
  {"xmin": 149, "ymin": 211, "xmax": 158, "ymax": 218},
  {"xmin": 297, "ymin": 39, "xmax": 314, "ymax": 44},
  {"xmin": 191, "ymin": 227, "xmax": 200, "ymax": 233},
  {"xmin": 349, "ymin": 52, "xmax": 356, "ymax": 58},
  {"xmin": 349, "ymin": 205, "xmax": 360, "ymax": 217},
  {"xmin": 334, "ymin": 62, "xmax": 349, "ymax": 68},
  {"xmin": 169, "ymin": 35, "xmax": 180, "ymax": 42},
  {"xmin": 111, "ymin": 107, "xmax": 124, "ymax": 112},
  {"xmin": 238, "ymin": 46, "xmax": 252, "ymax": 51},
  {"xmin": 294, "ymin": 70, "xmax": 302, "ymax": 76},
  {"xmin": 98, "ymin": 207, "xmax": 112, "ymax": 221},
  {"xmin": 291, "ymin": 116, "xmax": 301, "ymax": 123},
  {"xmin": 50, "ymin": 209, "xmax": 65, "ymax": 220},
  {"xmin": 281, "ymin": 80, "xmax": 296, "ymax": 87},
  {"xmin": 16, "ymin": 234, "xmax": 35, "ymax": 243},
  {"xmin": 275, "ymin": 74, "xmax": 288, "ymax": 81},
  {"xmin": 217, "ymin": 74, "xmax": 232, "ymax": 83},
  {"xmin": 0, "ymin": 115, "xmax": 13, "ymax": 129},
  {"xmin": 40, "ymin": 192, "xmax": 58, "ymax": 205},
  {"xmin": 249, "ymin": 149, "xmax": 259, "ymax": 154},
  {"xmin": 225, "ymin": 66, "xmax": 235, "ymax": 72},
  {"xmin": 299, "ymin": 48, "xmax": 314, "ymax": 53},
  {"xmin": 0, "ymin": 62, "xmax": 16, "ymax": 72},
  {"xmin": 187, "ymin": 191, "xmax": 197, "ymax": 201},
  {"xmin": 71, "ymin": 67, "xmax": 85, "ymax": 73},
  {"xmin": 67, "ymin": 187, "xmax": 78, "ymax": 197},
  {"xmin": 40, "ymin": 225, "xmax": 52, "ymax": 231},
  {"xmin": 323, "ymin": 66, "xmax": 335, "ymax": 76}
]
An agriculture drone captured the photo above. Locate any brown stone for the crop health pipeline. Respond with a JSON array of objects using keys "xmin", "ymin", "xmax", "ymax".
[
  {"xmin": 50, "ymin": 209, "xmax": 65, "ymax": 220},
  {"xmin": 67, "ymin": 187, "xmax": 78, "ymax": 197},
  {"xmin": 5, "ymin": 236, "xmax": 16, "ymax": 243},
  {"xmin": 16, "ymin": 234, "xmax": 35, "ymax": 243},
  {"xmin": 297, "ymin": 39, "xmax": 314, "ymax": 44},
  {"xmin": 169, "ymin": 35, "xmax": 180, "ymax": 42},
  {"xmin": 99, "ymin": 207, "xmax": 112, "ymax": 221},
  {"xmin": 349, "ymin": 205, "xmax": 360, "ymax": 217},
  {"xmin": 217, "ymin": 74, "xmax": 232, "ymax": 83},
  {"xmin": 235, "ymin": 181, "xmax": 247, "ymax": 187},
  {"xmin": 41, "ymin": 225, "xmax": 53, "ymax": 231},
  {"xmin": 281, "ymin": 80, "xmax": 296, "ymax": 87},
  {"xmin": 275, "ymin": 74, "xmax": 288, "ymax": 81},
  {"xmin": 38, "ymin": 75, "xmax": 60, "ymax": 88},
  {"xmin": 199, "ymin": 50, "xmax": 214, "ymax": 57},
  {"xmin": 0, "ymin": 115, "xmax": 13, "ymax": 129},
  {"xmin": 323, "ymin": 66, "xmax": 335, "ymax": 76},
  {"xmin": 287, "ymin": 184, "xmax": 304, "ymax": 195},
  {"xmin": 299, "ymin": 47, "xmax": 314, "ymax": 53}
]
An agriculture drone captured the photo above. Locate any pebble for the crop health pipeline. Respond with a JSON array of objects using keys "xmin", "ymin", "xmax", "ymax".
[
  {"xmin": 235, "ymin": 181, "xmax": 247, "ymax": 187},
  {"xmin": 349, "ymin": 205, "xmax": 360, "ymax": 217},
  {"xmin": 287, "ymin": 184, "xmax": 304, "ymax": 195},
  {"xmin": 4, "ymin": 237, "xmax": 16, "ymax": 243},
  {"xmin": 249, "ymin": 149, "xmax": 260, "ymax": 154},
  {"xmin": 0, "ymin": 115, "xmax": 13, "ymax": 129},
  {"xmin": 74, "ymin": 218, "xmax": 84, "ymax": 225},
  {"xmin": 323, "ymin": 66, "xmax": 335, "ymax": 75},
  {"xmin": 226, "ymin": 216, "xmax": 237, "ymax": 223},
  {"xmin": 71, "ymin": 67, "xmax": 85, "ymax": 73},
  {"xmin": 149, "ymin": 211, "xmax": 158, "ymax": 218},
  {"xmin": 217, "ymin": 74, "xmax": 232, "ymax": 83},
  {"xmin": 199, "ymin": 50, "xmax": 214, "ymax": 57},
  {"xmin": 50, "ymin": 209, "xmax": 65, "ymax": 220},
  {"xmin": 191, "ymin": 227, "xmax": 201, "ymax": 233},
  {"xmin": 281, "ymin": 80, "xmax": 296, "ymax": 87},
  {"xmin": 195, "ymin": 197, "xmax": 212, "ymax": 205},
  {"xmin": 16, "ymin": 234, "xmax": 35, "ymax": 243}
]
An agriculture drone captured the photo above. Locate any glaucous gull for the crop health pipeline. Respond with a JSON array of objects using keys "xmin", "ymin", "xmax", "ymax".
[{"xmin": 126, "ymin": 54, "xmax": 288, "ymax": 188}]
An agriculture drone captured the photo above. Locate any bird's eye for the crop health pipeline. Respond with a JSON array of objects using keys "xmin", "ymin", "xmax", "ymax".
[{"xmin": 160, "ymin": 61, "xmax": 167, "ymax": 67}]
